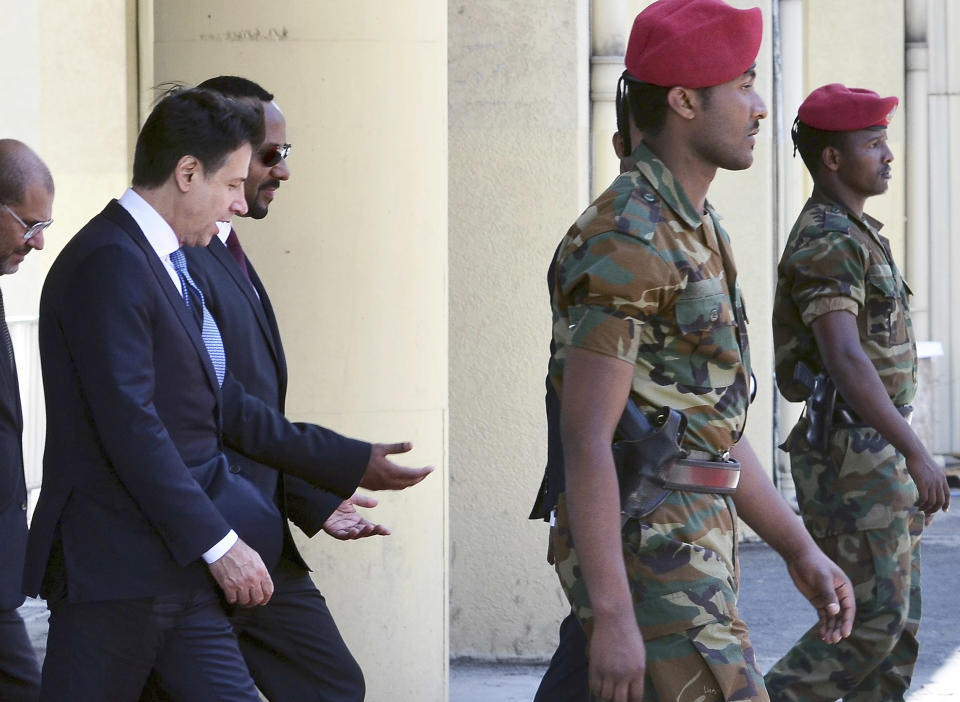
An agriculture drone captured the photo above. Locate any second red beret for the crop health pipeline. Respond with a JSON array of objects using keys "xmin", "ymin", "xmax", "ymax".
[{"xmin": 797, "ymin": 83, "xmax": 899, "ymax": 131}]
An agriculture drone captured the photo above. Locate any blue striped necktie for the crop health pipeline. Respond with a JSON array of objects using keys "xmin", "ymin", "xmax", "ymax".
[{"xmin": 169, "ymin": 248, "xmax": 226, "ymax": 386}]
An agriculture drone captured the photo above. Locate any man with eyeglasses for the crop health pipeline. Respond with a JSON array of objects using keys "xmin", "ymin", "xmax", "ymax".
[
  {"xmin": 0, "ymin": 138, "xmax": 53, "ymax": 701},
  {"xmin": 164, "ymin": 76, "xmax": 389, "ymax": 702}
]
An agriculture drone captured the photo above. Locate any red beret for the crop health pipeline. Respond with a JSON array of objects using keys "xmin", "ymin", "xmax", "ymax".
[
  {"xmin": 797, "ymin": 83, "xmax": 899, "ymax": 131},
  {"xmin": 625, "ymin": 0, "xmax": 762, "ymax": 89}
]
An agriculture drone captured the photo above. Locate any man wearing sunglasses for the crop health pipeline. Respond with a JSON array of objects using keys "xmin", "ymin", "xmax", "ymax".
[
  {"xmin": 168, "ymin": 76, "xmax": 391, "ymax": 702},
  {"xmin": 0, "ymin": 138, "xmax": 53, "ymax": 702}
]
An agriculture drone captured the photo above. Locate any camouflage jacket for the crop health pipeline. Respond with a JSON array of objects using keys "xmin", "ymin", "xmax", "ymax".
[
  {"xmin": 549, "ymin": 142, "xmax": 751, "ymax": 456},
  {"xmin": 772, "ymin": 192, "xmax": 917, "ymax": 406}
]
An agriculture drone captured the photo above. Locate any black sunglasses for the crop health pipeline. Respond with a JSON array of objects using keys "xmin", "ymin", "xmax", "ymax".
[{"xmin": 259, "ymin": 143, "xmax": 291, "ymax": 167}]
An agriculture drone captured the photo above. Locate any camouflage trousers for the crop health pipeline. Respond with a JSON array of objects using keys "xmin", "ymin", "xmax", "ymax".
[
  {"xmin": 765, "ymin": 425, "xmax": 923, "ymax": 701},
  {"xmin": 553, "ymin": 491, "xmax": 768, "ymax": 702}
]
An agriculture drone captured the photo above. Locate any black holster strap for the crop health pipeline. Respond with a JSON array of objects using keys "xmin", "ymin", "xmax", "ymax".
[
  {"xmin": 662, "ymin": 458, "xmax": 741, "ymax": 494},
  {"xmin": 833, "ymin": 404, "xmax": 913, "ymax": 428}
]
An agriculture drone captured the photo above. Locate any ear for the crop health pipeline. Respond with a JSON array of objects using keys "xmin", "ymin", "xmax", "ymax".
[
  {"xmin": 821, "ymin": 145, "xmax": 841, "ymax": 173},
  {"xmin": 612, "ymin": 131, "xmax": 625, "ymax": 159},
  {"xmin": 173, "ymin": 155, "xmax": 202, "ymax": 193},
  {"xmin": 666, "ymin": 87, "xmax": 697, "ymax": 120}
]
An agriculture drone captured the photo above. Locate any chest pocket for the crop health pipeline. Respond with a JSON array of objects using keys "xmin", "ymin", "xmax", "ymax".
[
  {"xmin": 667, "ymin": 279, "xmax": 741, "ymax": 391},
  {"xmin": 865, "ymin": 265, "xmax": 909, "ymax": 346}
]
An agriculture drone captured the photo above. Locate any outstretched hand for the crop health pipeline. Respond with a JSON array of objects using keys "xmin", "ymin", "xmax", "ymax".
[
  {"xmin": 323, "ymin": 492, "xmax": 391, "ymax": 540},
  {"xmin": 359, "ymin": 442, "xmax": 434, "ymax": 491},
  {"xmin": 785, "ymin": 547, "xmax": 855, "ymax": 644}
]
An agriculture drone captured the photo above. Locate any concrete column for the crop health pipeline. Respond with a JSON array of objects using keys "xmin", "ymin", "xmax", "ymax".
[
  {"xmin": 774, "ymin": 0, "xmax": 805, "ymax": 497},
  {"xmin": 590, "ymin": 0, "xmax": 628, "ymax": 198},
  {"xmin": 905, "ymin": 0, "xmax": 930, "ymax": 340}
]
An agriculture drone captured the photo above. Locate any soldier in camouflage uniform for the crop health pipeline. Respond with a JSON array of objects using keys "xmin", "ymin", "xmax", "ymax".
[
  {"xmin": 765, "ymin": 83, "xmax": 950, "ymax": 701},
  {"xmin": 547, "ymin": 2, "xmax": 855, "ymax": 701}
]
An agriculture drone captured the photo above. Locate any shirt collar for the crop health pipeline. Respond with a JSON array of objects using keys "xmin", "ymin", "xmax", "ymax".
[
  {"xmin": 117, "ymin": 188, "xmax": 181, "ymax": 260},
  {"xmin": 629, "ymin": 141, "xmax": 704, "ymax": 229},
  {"xmin": 809, "ymin": 188, "xmax": 885, "ymax": 232},
  {"xmin": 216, "ymin": 220, "xmax": 232, "ymax": 244}
]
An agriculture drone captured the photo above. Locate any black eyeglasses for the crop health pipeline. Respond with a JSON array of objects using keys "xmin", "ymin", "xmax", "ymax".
[
  {"xmin": 259, "ymin": 143, "xmax": 292, "ymax": 167},
  {"xmin": 1, "ymin": 205, "xmax": 53, "ymax": 241}
]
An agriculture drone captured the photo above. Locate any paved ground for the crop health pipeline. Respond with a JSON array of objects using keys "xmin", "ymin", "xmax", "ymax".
[
  {"xmin": 19, "ymin": 490, "xmax": 960, "ymax": 700},
  {"xmin": 450, "ymin": 487, "xmax": 960, "ymax": 701}
]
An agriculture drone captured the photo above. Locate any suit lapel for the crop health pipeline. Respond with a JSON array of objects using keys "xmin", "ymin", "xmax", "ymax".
[
  {"xmin": 209, "ymin": 235, "xmax": 285, "ymax": 370},
  {"xmin": 103, "ymin": 201, "xmax": 221, "ymax": 396},
  {"xmin": 244, "ymin": 260, "xmax": 288, "ymax": 400}
]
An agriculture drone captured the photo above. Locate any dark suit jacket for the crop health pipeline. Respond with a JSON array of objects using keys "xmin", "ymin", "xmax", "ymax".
[
  {"xmin": 186, "ymin": 236, "xmax": 342, "ymax": 570},
  {"xmin": 0, "ymin": 327, "xmax": 27, "ymax": 611},
  {"xmin": 23, "ymin": 200, "xmax": 370, "ymax": 603}
]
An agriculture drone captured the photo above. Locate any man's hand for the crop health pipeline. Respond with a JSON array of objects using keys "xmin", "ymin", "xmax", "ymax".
[
  {"xmin": 207, "ymin": 538, "xmax": 274, "ymax": 607},
  {"xmin": 358, "ymin": 442, "xmax": 433, "ymax": 491},
  {"xmin": 323, "ymin": 492, "xmax": 391, "ymax": 540},
  {"xmin": 905, "ymin": 449, "xmax": 950, "ymax": 515},
  {"xmin": 784, "ymin": 546, "xmax": 855, "ymax": 644},
  {"xmin": 588, "ymin": 614, "xmax": 646, "ymax": 702}
]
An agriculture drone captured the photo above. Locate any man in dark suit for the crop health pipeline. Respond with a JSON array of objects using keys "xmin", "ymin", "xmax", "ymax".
[
  {"xmin": 172, "ymin": 75, "xmax": 383, "ymax": 702},
  {"xmin": 24, "ymin": 88, "xmax": 430, "ymax": 702},
  {"xmin": 0, "ymin": 139, "xmax": 53, "ymax": 702}
]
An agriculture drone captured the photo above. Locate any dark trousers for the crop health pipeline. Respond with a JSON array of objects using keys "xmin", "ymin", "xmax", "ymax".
[
  {"xmin": 0, "ymin": 608, "xmax": 41, "ymax": 702},
  {"xmin": 534, "ymin": 611, "xmax": 589, "ymax": 702},
  {"xmin": 141, "ymin": 558, "xmax": 364, "ymax": 702},
  {"xmin": 230, "ymin": 558, "xmax": 364, "ymax": 702},
  {"xmin": 41, "ymin": 587, "xmax": 259, "ymax": 702}
]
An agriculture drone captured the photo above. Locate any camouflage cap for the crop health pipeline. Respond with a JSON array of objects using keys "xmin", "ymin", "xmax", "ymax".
[{"xmin": 625, "ymin": 0, "xmax": 762, "ymax": 89}]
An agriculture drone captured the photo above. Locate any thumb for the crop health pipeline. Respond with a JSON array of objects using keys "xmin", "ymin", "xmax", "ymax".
[
  {"xmin": 379, "ymin": 441, "xmax": 413, "ymax": 456},
  {"xmin": 349, "ymin": 493, "xmax": 379, "ymax": 508}
]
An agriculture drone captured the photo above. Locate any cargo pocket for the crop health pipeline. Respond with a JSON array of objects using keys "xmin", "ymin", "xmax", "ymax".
[
  {"xmin": 865, "ymin": 266, "xmax": 908, "ymax": 345},
  {"xmin": 671, "ymin": 287, "xmax": 740, "ymax": 389}
]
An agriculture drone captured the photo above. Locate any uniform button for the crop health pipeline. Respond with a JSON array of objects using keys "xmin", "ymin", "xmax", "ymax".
[
  {"xmin": 20, "ymin": 502, "xmax": 27, "ymax": 511},
  {"xmin": 709, "ymin": 308, "xmax": 720, "ymax": 322},
  {"xmin": 229, "ymin": 464, "xmax": 241, "ymax": 474},
  {"xmin": 642, "ymin": 193, "xmax": 657, "ymax": 203}
]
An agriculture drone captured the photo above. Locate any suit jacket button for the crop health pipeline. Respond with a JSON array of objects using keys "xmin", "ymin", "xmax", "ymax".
[
  {"xmin": 20, "ymin": 501, "xmax": 27, "ymax": 510},
  {"xmin": 229, "ymin": 464, "xmax": 241, "ymax": 474}
]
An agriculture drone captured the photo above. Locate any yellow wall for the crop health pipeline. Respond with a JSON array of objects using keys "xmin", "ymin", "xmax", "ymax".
[
  {"xmin": 148, "ymin": 2, "xmax": 449, "ymax": 700},
  {"xmin": 0, "ymin": 0, "xmax": 137, "ymax": 317},
  {"xmin": 447, "ymin": 0, "xmax": 591, "ymax": 659}
]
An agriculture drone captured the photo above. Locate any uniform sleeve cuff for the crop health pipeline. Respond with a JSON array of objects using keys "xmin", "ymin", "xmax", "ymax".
[
  {"xmin": 800, "ymin": 296, "xmax": 859, "ymax": 327},
  {"xmin": 201, "ymin": 530, "xmax": 238, "ymax": 564}
]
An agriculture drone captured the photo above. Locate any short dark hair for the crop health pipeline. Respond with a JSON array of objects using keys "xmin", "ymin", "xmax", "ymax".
[
  {"xmin": 196, "ymin": 75, "xmax": 274, "ymax": 102},
  {"xmin": 132, "ymin": 87, "xmax": 265, "ymax": 188},
  {"xmin": 622, "ymin": 76, "xmax": 672, "ymax": 137},
  {"xmin": 791, "ymin": 118, "xmax": 847, "ymax": 177},
  {"xmin": 618, "ymin": 74, "xmax": 715, "ymax": 140}
]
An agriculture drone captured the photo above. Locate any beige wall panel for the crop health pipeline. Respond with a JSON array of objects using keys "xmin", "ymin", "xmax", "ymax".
[
  {"xmin": 804, "ymin": 0, "xmax": 906, "ymax": 266},
  {"xmin": 152, "ymin": 2, "xmax": 448, "ymax": 699},
  {"xmin": 448, "ymin": 0, "xmax": 589, "ymax": 659},
  {"xmin": 0, "ymin": 0, "xmax": 135, "ymax": 317}
]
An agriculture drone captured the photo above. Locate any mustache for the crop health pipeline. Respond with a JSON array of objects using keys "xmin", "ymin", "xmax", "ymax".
[{"xmin": 259, "ymin": 179, "xmax": 281, "ymax": 191}]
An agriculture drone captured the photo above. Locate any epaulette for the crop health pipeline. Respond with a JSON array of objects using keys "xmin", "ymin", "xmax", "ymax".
[
  {"xmin": 811, "ymin": 204, "xmax": 852, "ymax": 234},
  {"xmin": 613, "ymin": 183, "xmax": 661, "ymax": 244}
]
